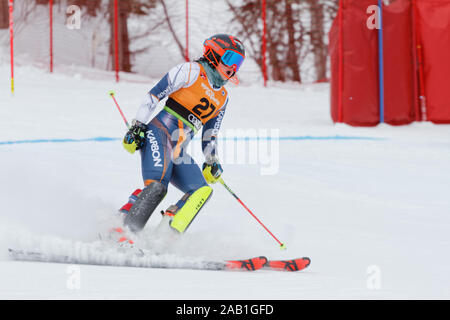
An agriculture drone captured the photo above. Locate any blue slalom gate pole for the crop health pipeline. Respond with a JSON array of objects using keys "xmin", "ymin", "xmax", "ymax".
[{"xmin": 378, "ymin": 0, "xmax": 385, "ymax": 123}]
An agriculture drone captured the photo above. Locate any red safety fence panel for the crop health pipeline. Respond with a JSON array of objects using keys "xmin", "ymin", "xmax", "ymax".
[
  {"xmin": 330, "ymin": 0, "xmax": 380, "ymax": 126},
  {"xmin": 416, "ymin": 0, "xmax": 450, "ymax": 123},
  {"xmin": 329, "ymin": 11, "xmax": 341, "ymax": 123},
  {"xmin": 330, "ymin": 0, "xmax": 450, "ymax": 126},
  {"xmin": 383, "ymin": 0, "xmax": 416, "ymax": 125}
]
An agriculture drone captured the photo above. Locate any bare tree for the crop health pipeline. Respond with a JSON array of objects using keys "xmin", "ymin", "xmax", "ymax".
[
  {"xmin": 306, "ymin": 0, "xmax": 327, "ymax": 81},
  {"xmin": 159, "ymin": 0, "xmax": 186, "ymax": 60},
  {"xmin": 0, "ymin": 0, "xmax": 36, "ymax": 47},
  {"xmin": 226, "ymin": 0, "xmax": 263, "ymax": 74},
  {"xmin": 285, "ymin": 0, "xmax": 302, "ymax": 82},
  {"xmin": 0, "ymin": 0, "xmax": 9, "ymax": 29},
  {"xmin": 66, "ymin": 0, "xmax": 102, "ymax": 17},
  {"xmin": 107, "ymin": 0, "xmax": 158, "ymax": 73},
  {"xmin": 227, "ymin": 0, "xmax": 338, "ymax": 83},
  {"xmin": 227, "ymin": 0, "xmax": 306, "ymax": 82},
  {"xmin": 324, "ymin": 0, "xmax": 339, "ymax": 21},
  {"xmin": 8, "ymin": 0, "xmax": 36, "ymax": 35},
  {"xmin": 307, "ymin": 0, "xmax": 339, "ymax": 81}
]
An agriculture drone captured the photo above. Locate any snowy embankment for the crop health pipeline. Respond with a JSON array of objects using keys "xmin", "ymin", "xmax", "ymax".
[{"xmin": 0, "ymin": 64, "xmax": 449, "ymax": 299}]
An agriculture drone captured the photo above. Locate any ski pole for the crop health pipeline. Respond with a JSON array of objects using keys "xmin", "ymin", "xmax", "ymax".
[
  {"xmin": 218, "ymin": 177, "xmax": 287, "ymax": 250},
  {"xmin": 109, "ymin": 90, "xmax": 130, "ymax": 129}
]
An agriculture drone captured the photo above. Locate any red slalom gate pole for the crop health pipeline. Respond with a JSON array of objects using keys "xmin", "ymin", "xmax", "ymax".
[
  {"xmin": 109, "ymin": 91, "xmax": 130, "ymax": 129},
  {"xmin": 219, "ymin": 178, "xmax": 286, "ymax": 250},
  {"xmin": 49, "ymin": 0, "xmax": 53, "ymax": 73},
  {"xmin": 114, "ymin": 0, "xmax": 119, "ymax": 82},
  {"xmin": 338, "ymin": 0, "xmax": 344, "ymax": 122},
  {"xmin": 261, "ymin": 0, "xmax": 267, "ymax": 87},
  {"xmin": 9, "ymin": 0, "xmax": 14, "ymax": 94}
]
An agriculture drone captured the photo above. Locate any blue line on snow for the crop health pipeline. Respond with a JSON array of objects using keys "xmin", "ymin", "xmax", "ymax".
[
  {"xmin": 0, "ymin": 137, "xmax": 118, "ymax": 145},
  {"xmin": 0, "ymin": 136, "xmax": 385, "ymax": 146}
]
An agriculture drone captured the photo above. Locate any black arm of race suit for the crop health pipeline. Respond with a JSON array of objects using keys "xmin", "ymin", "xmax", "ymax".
[{"xmin": 202, "ymin": 103, "xmax": 227, "ymax": 158}]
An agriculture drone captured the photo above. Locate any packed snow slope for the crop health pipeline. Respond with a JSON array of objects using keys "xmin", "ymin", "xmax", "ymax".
[{"xmin": 0, "ymin": 64, "xmax": 449, "ymax": 299}]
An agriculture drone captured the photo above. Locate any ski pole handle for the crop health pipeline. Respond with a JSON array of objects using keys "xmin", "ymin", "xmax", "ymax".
[
  {"xmin": 109, "ymin": 90, "xmax": 130, "ymax": 129},
  {"xmin": 218, "ymin": 177, "xmax": 287, "ymax": 250}
]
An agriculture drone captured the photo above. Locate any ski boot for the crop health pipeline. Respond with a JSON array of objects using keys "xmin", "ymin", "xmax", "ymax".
[{"xmin": 155, "ymin": 185, "xmax": 213, "ymax": 234}]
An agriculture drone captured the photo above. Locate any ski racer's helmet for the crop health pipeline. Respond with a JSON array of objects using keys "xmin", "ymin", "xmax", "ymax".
[{"xmin": 203, "ymin": 34, "xmax": 245, "ymax": 84}]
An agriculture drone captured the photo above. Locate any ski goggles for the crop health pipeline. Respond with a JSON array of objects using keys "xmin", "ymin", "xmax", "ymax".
[
  {"xmin": 220, "ymin": 50, "xmax": 245, "ymax": 72},
  {"xmin": 204, "ymin": 39, "xmax": 245, "ymax": 72}
]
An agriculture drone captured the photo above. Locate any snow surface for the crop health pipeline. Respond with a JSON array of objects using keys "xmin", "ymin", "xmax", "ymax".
[{"xmin": 0, "ymin": 63, "xmax": 450, "ymax": 300}]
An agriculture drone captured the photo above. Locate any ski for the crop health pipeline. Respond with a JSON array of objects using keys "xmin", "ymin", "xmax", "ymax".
[
  {"xmin": 264, "ymin": 257, "xmax": 311, "ymax": 272},
  {"xmin": 225, "ymin": 256, "xmax": 267, "ymax": 271},
  {"xmin": 8, "ymin": 248, "xmax": 309, "ymax": 272},
  {"xmin": 7, "ymin": 248, "xmax": 265, "ymax": 272}
]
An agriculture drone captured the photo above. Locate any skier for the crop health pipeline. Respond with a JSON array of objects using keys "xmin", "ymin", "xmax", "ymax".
[{"xmin": 112, "ymin": 34, "xmax": 246, "ymax": 244}]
